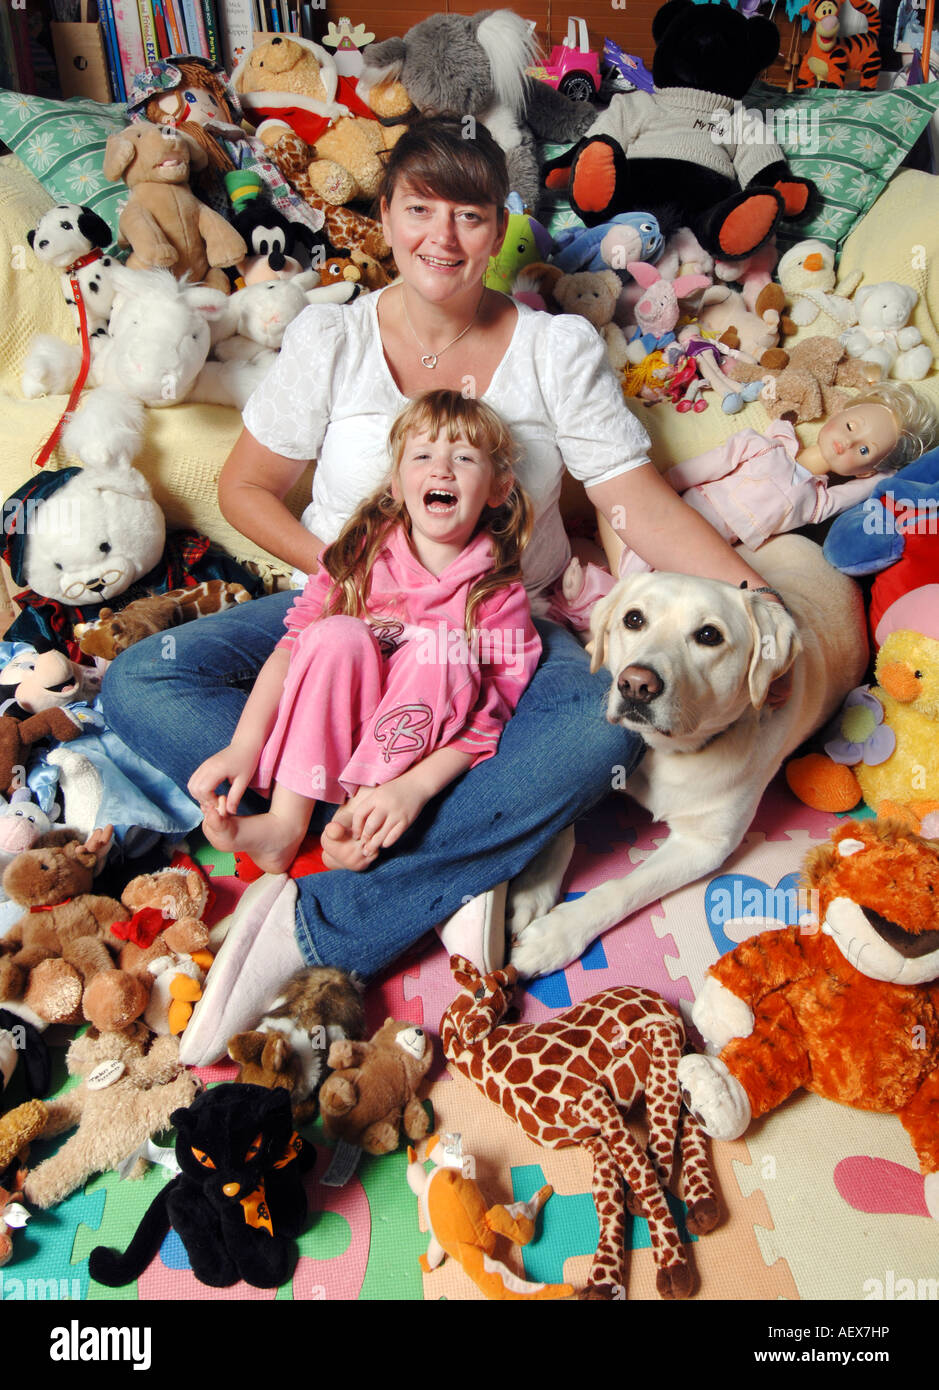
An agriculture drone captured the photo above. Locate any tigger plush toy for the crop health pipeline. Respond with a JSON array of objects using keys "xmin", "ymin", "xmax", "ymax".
[
  {"xmin": 679, "ymin": 819, "xmax": 939, "ymax": 1220},
  {"xmin": 796, "ymin": 0, "xmax": 881, "ymax": 90}
]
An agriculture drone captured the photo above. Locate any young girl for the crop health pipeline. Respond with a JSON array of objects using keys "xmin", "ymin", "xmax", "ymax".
[
  {"xmin": 187, "ymin": 389, "xmax": 541, "ymax": 875},
  {"xmin": 615, "ymin": 381, "xmax": 938, "ymax": 571}
]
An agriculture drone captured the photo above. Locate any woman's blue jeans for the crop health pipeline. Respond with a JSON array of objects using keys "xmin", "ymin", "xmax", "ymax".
[{"xmin": 102, "ymin": 592, "xmax": 644, "ymax": 979}]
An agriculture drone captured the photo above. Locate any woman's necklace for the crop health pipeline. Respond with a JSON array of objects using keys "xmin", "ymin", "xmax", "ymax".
[{"xmin": 401, "ymin": 286, "xmax": 486, "ymax": 369}]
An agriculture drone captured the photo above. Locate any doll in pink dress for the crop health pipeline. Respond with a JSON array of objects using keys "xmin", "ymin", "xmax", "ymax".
[
  {"xmin": 188, "ymin": 389, "xmax": 541, "ymax": 875},
  {"xmin": 613, "ymin": 381, "xmax": 938, "ymax": 573}
]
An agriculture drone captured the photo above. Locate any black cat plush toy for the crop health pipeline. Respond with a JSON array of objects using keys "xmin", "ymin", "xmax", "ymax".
[
  {"xmin": 549, "ymin": 0, "xmax": 815, "ymax": 259},
  {"xmin": 89, "ymin": 1084, "xmax": 316, "ymax": 1289}
]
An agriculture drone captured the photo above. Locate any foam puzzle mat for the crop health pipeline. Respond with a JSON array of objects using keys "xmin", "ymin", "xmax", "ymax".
[{"xmin": 4, "ymin": 775, "xmax": 937, "ymax": 1304}]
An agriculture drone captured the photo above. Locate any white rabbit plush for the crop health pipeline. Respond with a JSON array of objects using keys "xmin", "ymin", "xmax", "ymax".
[
  {"xmin": 21, "ymin": 265, "xmax": 271, "ymax": 469},
  {"xmin": 840, "ymin": 281, "xmax": 934, "ymax": 381}
]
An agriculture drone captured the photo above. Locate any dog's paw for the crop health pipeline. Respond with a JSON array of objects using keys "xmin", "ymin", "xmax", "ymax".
[
  {"xmin": 510, "ymin": 903, "xmax": 587, "ymax": 978},
  {"xmin": 691, "ymin": 976, "xmax": 754, "ymax": 1053},
  {"xmin": 677, "ymin": 1054, "xmax": 751, "ymax": 1142}
]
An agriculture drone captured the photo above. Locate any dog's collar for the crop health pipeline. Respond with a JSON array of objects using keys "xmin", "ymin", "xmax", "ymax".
[{"xmin": 66, "ymin": 247, "xmax": 103, "ymax": 275}]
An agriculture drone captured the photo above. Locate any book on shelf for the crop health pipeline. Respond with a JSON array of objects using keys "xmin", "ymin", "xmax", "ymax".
[
  {"xmin": 4, "ymin": 3, "xmax": 37, "ymax": 94},
  {"xmin": 200, "ymin": 0, "xmax": 221, "ymax": 64},
  {"xmin": 179, "ymin": 0, "xmax": 211, "ymax": 57},
  {"xmin": 162, "ymin": 0, "xmax": 186, "ymax": 54},
  {"xmin": 111, "ymin": 0, "xmax": 147, "ymax": 84},
  {"xmin": 150, "ymin": 0, "xmax": 172, "ymax": 56},
  {"xmin": 99, "ymin": 0, "xmax": 127, "ymax": 99},
  {"xmin": 216, "ymin": 0, "xmax": 253, "ymax": 69},
  {"xmin": 136, "ymin": 0, "xmax": 160, "ymax": 65}
]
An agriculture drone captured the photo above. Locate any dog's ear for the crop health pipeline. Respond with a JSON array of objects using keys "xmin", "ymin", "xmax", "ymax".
[
  {"xmin": 743, "ymin": 594, "xmax": 802, "ymax": 709},
  {"xmin": 587, "ymin": 580, "xmax": 631, "ymax": 674}
]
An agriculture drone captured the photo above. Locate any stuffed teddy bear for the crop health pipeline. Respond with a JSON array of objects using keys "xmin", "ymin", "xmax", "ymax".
[
  {"xmin": 776, "ymin": 238, "xmax": 861, "ymax": 332},
  {"xmin": 228, "ymin": 965, "xmax": 365, "ymax": 1124},
  {"xmin": 840, "ymin": 282, "xmax": 934, "ymax": 381},
  {"xmin": 22, "ymin": 1022, "xmax": 199, "ymax": 1209},
  {"xmin": 233, "ymin": 35, "xmax": 407, "ymax": 206},
  {"xmin": 2, "ymin": 461, "xmax": 261, "ymax": 661},
  {"xmin": 357, "ymin": 10, "xmax": 596, "ymax": 214},
  {"xmin": 89, "ymin": 1083, "xmax": 315, "ymax": 1288},
  {"xmin": 318, "ymin": 1018, "xmax": 432, "ymax": 1155},
  {"xmin": 74, "ymin": 581, "xmax": 252, "ymax": 663},
  {"xmin": 81, "ymin": 860, "xmax": 215, "ymax": 1035},
  {"xmin": 102, "ymin": 123, "xmax": 247, "ymax": 292},
  {"xmin": 552, "ymin": 0, "xmax": 814, "ymax": 259},
  {"xmin": 679, "ymin": 819, "xmax": 939, "ymax": 1224},
  {"xmin": 0, "ymin": 830, "xmax": 127, "ymax": 1026},
  {"xmin": 27, "ymin": 202, "xmax": 117, "ymax": 340},
  {"xmin": 551, "ymin": 269, "xmax": 632, "ymax": 371},
  {"xmin": 729, "ymin": 333, "xmax": 874, "ymax": 423}
]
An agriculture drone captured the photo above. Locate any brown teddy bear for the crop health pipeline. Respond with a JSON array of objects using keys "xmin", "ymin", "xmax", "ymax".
[
  {"xmin": 729, "ymin": 334, "xmax": 876, "ymax": 424},
  {"xmin": 318, "ymin": 1018, "xmax": 432, "ymax": 1155},
  {"xmin": 82, "ymin": 862, "xmax": 213, "ymax": 1035},
  {"xmin": 551, "ymin": 270, "xmax": 631, "ymax": 372},
  {"xmin": 0, "ymin": 831, "xmax": 128, "ymax": 1026},
  {"xmin": 23, "ymin": 1023, "xmax": 199, "ymax": 1208},
  {"xmin": 102, "ymin": 123, "xmax": 247, "ymax": 292},
  {"xmin": 233, "ymin": 36, "xmax": 407, "ymax": 206}
]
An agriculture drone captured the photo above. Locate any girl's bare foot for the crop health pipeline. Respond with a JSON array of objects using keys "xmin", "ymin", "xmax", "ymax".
[
  {"xmin": 201, "ymin": 798, "xmax": 306, "ymax": 875},
  {"xmin": 320, "ymin": 804, "xmax": 379, "ymax": 872}
]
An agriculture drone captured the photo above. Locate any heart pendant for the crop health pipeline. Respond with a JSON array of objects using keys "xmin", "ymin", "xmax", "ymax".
[{"xmin": 421, "ymin": 354, "xmax": 438, "ymax": 369}]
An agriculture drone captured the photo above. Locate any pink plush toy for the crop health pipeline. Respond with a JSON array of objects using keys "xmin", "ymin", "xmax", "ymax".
[{"xmin": 624, "ymin": 260, "xmax": 711, "ymax": 362}]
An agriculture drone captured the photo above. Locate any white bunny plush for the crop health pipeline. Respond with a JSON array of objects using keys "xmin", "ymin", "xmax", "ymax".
[
  {"xmin": 840, "ymin": 281, "xmax": 934, "ymax": 381},
  {"xmin": 21, "ymin": 265, "xmax": 271, "ymax": 469}
]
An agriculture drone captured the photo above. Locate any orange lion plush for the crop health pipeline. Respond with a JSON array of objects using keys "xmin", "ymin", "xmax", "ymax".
[{"xmin": 679, "ymin": 819, "xmax": 939, "ymax": 1221}]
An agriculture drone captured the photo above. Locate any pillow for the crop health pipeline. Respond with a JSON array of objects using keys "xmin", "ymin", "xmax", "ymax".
[
  {"xmin": 0, "ymin": 92, "xmax": 128, "ymax": 244},
  {"xmin": 743, "ymin": 81, "xmax": 939, "ymax": 252}
]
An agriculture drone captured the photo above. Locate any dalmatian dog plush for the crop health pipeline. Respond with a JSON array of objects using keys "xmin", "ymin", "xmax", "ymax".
[{"xmin": 27, "ymin": 204, "xmax": 117, "ymax": 340}]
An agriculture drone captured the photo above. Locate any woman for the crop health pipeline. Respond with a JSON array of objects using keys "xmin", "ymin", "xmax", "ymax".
[{"xmin": 103, "ymin": 118, "xmax": 785, "ymax": 1062}]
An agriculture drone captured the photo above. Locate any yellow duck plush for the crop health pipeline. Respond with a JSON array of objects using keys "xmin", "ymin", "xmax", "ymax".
[{"xmin": 788, "ymin": 557, "xmax": 939, "ymax": 831}]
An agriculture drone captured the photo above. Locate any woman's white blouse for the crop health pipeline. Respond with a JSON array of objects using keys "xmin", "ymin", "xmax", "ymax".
[{"xmin": 242, "ymin": 287, "xmax": 651, "ymax": 595}]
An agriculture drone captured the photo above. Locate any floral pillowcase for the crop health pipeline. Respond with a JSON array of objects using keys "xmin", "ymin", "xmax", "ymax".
[
  {"xmin": 744, "ymin": 82, "xmax": 939, "ymax": 252},
  {"xmin": 0, "ymin": 91, "xmax": 128, "ymax": 244}
]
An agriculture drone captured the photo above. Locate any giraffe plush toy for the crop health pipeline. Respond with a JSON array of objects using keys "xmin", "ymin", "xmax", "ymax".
[
  {"xmin": 440, "ymin": 956, "xmax": 719, "ymax": 1299},
  {"xmin": 406, "ymin": 1131, "xmax": 574, "ymax": 1300}
]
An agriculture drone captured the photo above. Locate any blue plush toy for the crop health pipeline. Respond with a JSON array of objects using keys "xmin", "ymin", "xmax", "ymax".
[
  {"xmin": 551, "ymin": 211, "xmax": 664, "ymax": 276},
  {"xmin": 822, "ymin": 447, "xmax": 939, "ymax": 577}
]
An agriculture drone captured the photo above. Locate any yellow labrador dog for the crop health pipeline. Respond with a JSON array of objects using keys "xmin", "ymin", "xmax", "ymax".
[{"xmin": 509, "ymin": 535, "xmax": 868, "ymax": 978}]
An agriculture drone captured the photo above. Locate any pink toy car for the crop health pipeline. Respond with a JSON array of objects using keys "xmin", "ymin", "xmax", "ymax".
[{"xmin": 526, "ymin": 16, "xmax": 601, "ymax": 101}]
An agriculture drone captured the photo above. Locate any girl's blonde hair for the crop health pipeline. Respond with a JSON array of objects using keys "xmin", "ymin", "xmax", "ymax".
[
  {"xmin": 851, "ymin": 380, "xmax": 939, "ymax": 472},
  {"xmin": 320, "ymin": 390, "xmax": 533, "ymax": 634}
]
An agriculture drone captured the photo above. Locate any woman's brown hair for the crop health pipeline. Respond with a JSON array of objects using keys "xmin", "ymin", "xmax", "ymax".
[
  {"xmin": 321, "ymin": 389, "xmax": 532, "ymax": 635},
  {"xmin": 376, "ymin": 115, "xmax": 510, "ymax": 214}
]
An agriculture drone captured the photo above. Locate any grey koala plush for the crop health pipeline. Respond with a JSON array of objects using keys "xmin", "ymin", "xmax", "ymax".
[{"xmin": 358, "ymin": 9, "xmax": 596, "ymax": 213}]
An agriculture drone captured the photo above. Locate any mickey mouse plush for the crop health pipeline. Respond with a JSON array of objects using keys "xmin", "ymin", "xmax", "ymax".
[{"xmin": 550, "ymin": 0, "xmax": 815, "ymax": 259}]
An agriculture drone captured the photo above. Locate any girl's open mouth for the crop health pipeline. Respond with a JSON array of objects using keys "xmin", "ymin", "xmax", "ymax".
[{"xmin": 424, "ymin": 489, "xmax": 459, "ymax": 513}]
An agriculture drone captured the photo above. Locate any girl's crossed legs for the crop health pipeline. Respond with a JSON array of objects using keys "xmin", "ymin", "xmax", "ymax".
[{"xmin": 102, "ymin": 592, "xmax": 644, "ymax": 979}]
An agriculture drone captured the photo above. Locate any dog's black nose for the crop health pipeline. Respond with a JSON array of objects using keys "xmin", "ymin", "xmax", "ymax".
[{"xmin": 617, "ymin": 665, "xmax": 663, "ymax": 703}]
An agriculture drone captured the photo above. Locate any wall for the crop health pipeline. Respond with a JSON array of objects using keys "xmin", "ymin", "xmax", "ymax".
[{"xmin": 322, "ymin": 0, "xmax": 800, "ymax": 80}]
